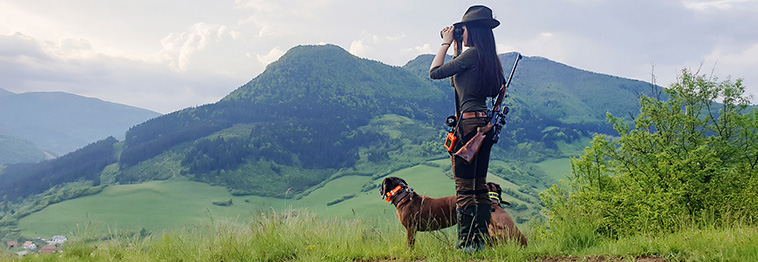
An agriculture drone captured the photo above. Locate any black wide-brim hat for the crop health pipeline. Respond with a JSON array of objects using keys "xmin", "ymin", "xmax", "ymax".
[{"xmin": 454, "ymin": 5, "xmax": 500, "ymax": 29}]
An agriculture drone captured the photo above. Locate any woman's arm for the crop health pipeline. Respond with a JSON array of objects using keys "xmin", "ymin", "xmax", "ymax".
[{"xmin": 430, "ymin": 26, "xmax": 454, "ymax": 70}]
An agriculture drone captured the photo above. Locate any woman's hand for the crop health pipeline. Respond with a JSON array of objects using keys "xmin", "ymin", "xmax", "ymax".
[{"xmin": 441, "ymin": 26, "xmax": 454, "ymax": 45}]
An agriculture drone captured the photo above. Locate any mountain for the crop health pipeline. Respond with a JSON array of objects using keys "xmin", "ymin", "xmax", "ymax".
[
  {"xmin": 0, "ymin": 44, "xmax": 656, "ymax": 205},
  {"xmin": 117, "ymin": 44, "xmax": 449, "ymax": 196},
  {"xmin": 0, "ymin": 135, "xmax": 52, "ymax": 165},
  {"xmin": 0, "ymin": 88, "xmax": 161, "ymax": 161}
]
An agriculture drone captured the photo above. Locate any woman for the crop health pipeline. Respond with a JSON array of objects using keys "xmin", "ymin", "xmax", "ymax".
[{"xmin": 429, "ymin": 5, "xmax": 504, "ymax": 252}]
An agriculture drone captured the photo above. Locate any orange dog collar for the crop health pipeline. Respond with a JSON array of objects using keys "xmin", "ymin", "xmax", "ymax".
[{"xmin": 385, "ymin": 185, "xmax": 403, "ymax": 202}]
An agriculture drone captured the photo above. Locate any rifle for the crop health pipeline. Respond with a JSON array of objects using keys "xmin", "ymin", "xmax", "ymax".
[{"xmin": 454, "ymin": 53, "xmax": 521, "ymax": 163}]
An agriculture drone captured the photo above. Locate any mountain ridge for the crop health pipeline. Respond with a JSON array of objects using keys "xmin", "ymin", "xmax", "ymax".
[
  {"xmin": 0, "ymin": 88, "xmax": 161, "ymax": 161},
  {"xmin": 0, "ymin": 44, "xmax": 674, "ymax": 241},
  {"xmin": 0, "ymin": 44, "xmax": 659, "ymax": 233}
]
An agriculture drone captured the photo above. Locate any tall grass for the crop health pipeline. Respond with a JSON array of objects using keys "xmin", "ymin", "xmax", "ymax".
[{"xmin": 3, "ymin": 208, "xmax": 757, "ymax": 261}]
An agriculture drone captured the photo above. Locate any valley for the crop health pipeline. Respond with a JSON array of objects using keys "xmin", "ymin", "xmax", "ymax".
[{"xmin": 16, "ymin": 158, "xmax": 562, "ymax": 238}]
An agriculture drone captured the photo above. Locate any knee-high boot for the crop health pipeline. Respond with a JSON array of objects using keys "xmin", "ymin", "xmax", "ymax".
[
  {"xmin": 473, "ymin": 202, "xmax": 492, "ymax": 250},
  {"xmin": 456, "ymin": 204, "xmax": 477, "ymax": 251}
]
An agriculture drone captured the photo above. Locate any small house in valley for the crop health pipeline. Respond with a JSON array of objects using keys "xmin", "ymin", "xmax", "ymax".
[
  {"xmin": 49, "ymin": 235, "xmax": 67, "ymax": 244},
  {"xmin": 23, "ymin": 241, "xmax": 36, "ymax": 250}
]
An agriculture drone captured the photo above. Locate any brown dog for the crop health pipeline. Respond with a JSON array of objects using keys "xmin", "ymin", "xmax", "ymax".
[
  {"xmin": 380, "ymin": 176, "xmax": 457, "ymax": 248},
  {"xmin": 380, "ymin": 177, "xmax": 527, "ymax": 248},
  {"xmin": 486, "ymin": 182, "xmax": 528, "ymax": 247}
]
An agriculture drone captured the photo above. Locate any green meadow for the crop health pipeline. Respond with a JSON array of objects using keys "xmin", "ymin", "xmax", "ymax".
[
  {"xmin": 16, "ymin": 159, "xmax": 541, "ymax": 238},
  {"xmin": 6, "ymin": 206, "xmax": 758, "ymax": 262}
]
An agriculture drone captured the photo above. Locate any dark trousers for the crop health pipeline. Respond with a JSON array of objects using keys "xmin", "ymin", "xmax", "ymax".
[{"xmin": 451, "ymin": 116, "xmax": 495, "ymax": 208}]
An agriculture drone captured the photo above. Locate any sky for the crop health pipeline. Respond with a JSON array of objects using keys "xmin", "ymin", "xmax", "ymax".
[{"xmin": 1, "ymin": 0, "xmax": 757, "ymax": 114}]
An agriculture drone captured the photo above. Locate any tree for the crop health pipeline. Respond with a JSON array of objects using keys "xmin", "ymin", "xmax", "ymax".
[{"xmin": 541, "ymin": 68, "xmax": 758, "ymax": 237}]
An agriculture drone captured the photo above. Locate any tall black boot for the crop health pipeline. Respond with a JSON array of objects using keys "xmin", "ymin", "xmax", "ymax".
[
  {"xmin": 456, "ymin": 205, "xmax": 477, "ymax": 251},
  {"xmin": 473, "ymin": 203, "xmax": 492, "ymax": 251}
]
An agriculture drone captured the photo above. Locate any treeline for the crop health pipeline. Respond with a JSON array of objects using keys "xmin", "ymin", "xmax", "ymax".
[
  {"xmin": 120, "ymin": 100, "xmax": 266, "ymax": 168},
  {"xmin": 0, "ymin": 137, "xmax": 117, "ymax": 202}
]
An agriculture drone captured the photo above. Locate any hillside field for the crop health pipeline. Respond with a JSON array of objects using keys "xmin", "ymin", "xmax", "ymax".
[{"xmin": 16, "ymin": 158, "xmax": 556, "ymax": 238}]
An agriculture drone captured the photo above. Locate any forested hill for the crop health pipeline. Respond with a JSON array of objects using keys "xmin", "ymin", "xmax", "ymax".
[
  {"xmin": 120, "ymin": 44, "xmax": 447, "ymax": 171},
  {"xmin": 223, "ymin": 44, "xmax": 447, "ymax": 119},
  {"xmin": 0, "ymin": 88, "xmax": 160, "ymax": 159},
  {"xmin": 1, "ymin": 44, "xmax": 658, "ymax": 205}
]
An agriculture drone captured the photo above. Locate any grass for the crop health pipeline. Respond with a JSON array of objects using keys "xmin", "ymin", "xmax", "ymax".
[
  {"xmin": 534, "ymin": 158, "xmax": 572, "ymax": 185},
  {"xmin": 4, "ymin": 208, "xmax": 758, "ymax": 261},
  {"xmin": 8, "ymin": 162, "xmax": 758, "ymax": 261},
  {"xmin": 19, "ymin": 158, "xmax": 755, "ymax": 261}
]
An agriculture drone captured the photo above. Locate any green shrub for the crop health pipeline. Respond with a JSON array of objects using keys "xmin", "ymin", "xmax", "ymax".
[
  {"xmin": 542, "ymin": 69, "xmax": 758, "ymax": 237},
  {"xmin": 211, "ymin": 199, "xmax": 233, "ymax": 207}
]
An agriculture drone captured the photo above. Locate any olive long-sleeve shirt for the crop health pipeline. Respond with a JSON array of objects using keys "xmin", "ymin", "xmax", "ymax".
[{"xmin": 429, "ymin": 47, "xmax": 489, "ymax": 113}]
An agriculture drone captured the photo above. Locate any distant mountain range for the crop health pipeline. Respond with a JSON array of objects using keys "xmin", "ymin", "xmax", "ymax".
[
  {"xmin": 0, "ymin": 88, "xmax": 160, "ymax": 164},
  {"xmin": 0, "ymin": 44, "xmax": 659, "ymax": 203}
]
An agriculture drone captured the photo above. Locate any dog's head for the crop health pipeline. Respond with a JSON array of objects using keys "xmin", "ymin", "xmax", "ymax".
[
  {"xmin": 486, "ymin": 182, "xmax": 510, "ymax": 206},
  {"xmin": 380, "ymin": 176, "xmax": 407, "ymax": 201}
]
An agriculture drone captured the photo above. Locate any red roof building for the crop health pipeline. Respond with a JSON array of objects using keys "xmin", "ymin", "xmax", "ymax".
[{"xmin": 40, "ymin": 245, "xmax": 57, "ymax": 254}]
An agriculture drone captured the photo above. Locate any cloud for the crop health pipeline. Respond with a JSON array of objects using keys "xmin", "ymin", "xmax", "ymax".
[
  {"xmin": 702, "ymin": 43, "xmax": 758, "ymax": 89},
  {"xmin": 255, "ymin": 46, "xmax": 284, "ymax": 65},
  {"xmin": 0, "ymin": 32, "xmax": 242, "ymax": 114},
  {"xmin": 682, "ymin": 0, "xmax": 750, "ymax": 11},
  {"xmin": 2, "ymin": 0, "xmax": 758, "ymax": 111},
  {"xmin": 349, "ymin": 39, "xmax": 371, "ymax": 58},
  {"xmin": 159, "ymin": 23, "xmax": 244, "ymax": 72},
  {"xmin": 405, "ymin": 43, "xmax": 432, "ymax": 54}
]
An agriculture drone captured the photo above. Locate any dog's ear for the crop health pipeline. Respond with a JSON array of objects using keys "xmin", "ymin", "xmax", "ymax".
[
  {"xmin": 380, "ymin": 178, "xmax": 390, "ymax": 196},
  {"xmin": 488, "ymin": 182, "xmax": 505, "ymax": 204},
  {"xmin": 398, "ymin": 177, "xmax": 407, "ymax": 187}
]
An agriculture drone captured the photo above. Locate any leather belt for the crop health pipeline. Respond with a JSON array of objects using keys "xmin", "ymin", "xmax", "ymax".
[{"xmin": 461, "ymin": 111, "xmax": 488, "ymax": 119}]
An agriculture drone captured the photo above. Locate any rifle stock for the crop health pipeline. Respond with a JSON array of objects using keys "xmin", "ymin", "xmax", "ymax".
[{"xmin": 454, "ymin": 124, "xmax": 493, "ymax": 163}]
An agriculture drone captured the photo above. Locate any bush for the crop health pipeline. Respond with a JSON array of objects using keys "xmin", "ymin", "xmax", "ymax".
[
  {"xmin": 212, "ymin": 199, "xmax": 233, "ymax": 207},
  {"xmin": 542, "ymin": 69, "xmax": 758, "ymax": 237}
]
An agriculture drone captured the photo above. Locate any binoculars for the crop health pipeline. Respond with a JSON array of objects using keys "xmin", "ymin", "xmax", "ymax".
[{"xmin": 440, "ymin": 26, "xmax": 464, "ymax": 42}]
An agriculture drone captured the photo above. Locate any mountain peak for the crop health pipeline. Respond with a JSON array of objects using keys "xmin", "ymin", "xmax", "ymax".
[
  {"xmin": 225, "ymin": 44, "xmax": 443, "ymax": 106},
  {"xmin": 286, "ymin": 43, "xmax": 350, "ymax": 55},
  {"xmin": 272, "ymin": 44, "xmax": 356, "ymax": 66}
]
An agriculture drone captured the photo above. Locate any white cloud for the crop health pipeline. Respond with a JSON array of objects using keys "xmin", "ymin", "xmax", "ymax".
[
  {"xmin": 256, "ymin": 46, "xmax": 285, "ymax": 65},
  {"xmin": 703, "ymin": 43, "xmax": 758, "ymax": 87},
  {"xmin": 0, "ymin": 32, "xmax": 241, "ymax": 114},
  {"xmin": 159, "ymin": 23, "xmax": 240, "ymax": 72},
  {"xmin": 405, "ymin": 43, "xmax": 432, "ymax": 54},
  {"xmin": 349, "ymin": 39, "xmax": 370, "ymax": 58},
  {"xmin": 682, "ymin": 0, "xmax": 749, "ymax": 11}
]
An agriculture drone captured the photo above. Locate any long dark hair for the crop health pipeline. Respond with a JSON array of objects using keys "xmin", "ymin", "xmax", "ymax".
[{"xmin": 466, "ymin": 25, "xmax": 504, "ymax": 97}]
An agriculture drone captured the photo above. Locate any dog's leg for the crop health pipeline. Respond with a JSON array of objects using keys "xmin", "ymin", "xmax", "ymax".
[
  {"xmin": 406, "ymin": 228, "xmax": 416, "ymax": 249},
  {"xmin": 514, "ymin": 228, "xmax": 527, "ymax": 247}
]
